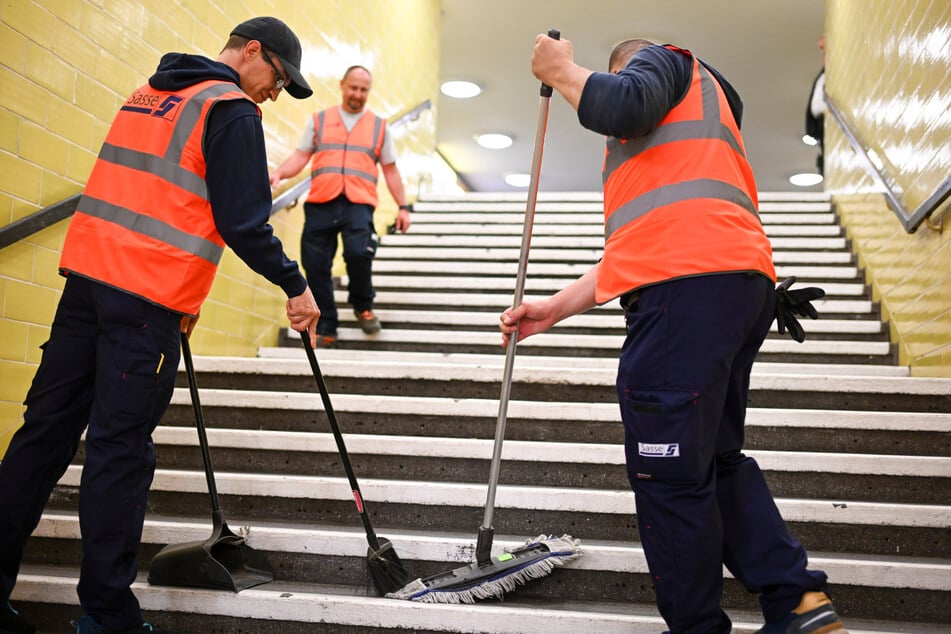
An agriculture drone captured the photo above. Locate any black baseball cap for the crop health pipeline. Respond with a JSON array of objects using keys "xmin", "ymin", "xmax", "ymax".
[{"xmin": 231, "ymin": 17, "xmax": 313, "ymax": 99}]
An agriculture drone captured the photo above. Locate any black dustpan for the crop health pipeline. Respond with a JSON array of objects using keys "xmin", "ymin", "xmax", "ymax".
[{"xmin": 148, "ymin": 332, "xmax": 274, "ymax": 591}]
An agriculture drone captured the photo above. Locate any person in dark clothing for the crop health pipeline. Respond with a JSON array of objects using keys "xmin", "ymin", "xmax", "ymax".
[
  {"xmin": 270, "ymin": 65, "xmax": 413, "ymax": 348},
  {"xmin": 500, "ymin": 35, "xmax": 844, "ymax": 634},
  {"xmin": 806, "ymin": 36, "xmax": 826, "ymax": 175},
  {"xmin": 0, "ymin": 17, "xmax": 319, "ymax": 634}
]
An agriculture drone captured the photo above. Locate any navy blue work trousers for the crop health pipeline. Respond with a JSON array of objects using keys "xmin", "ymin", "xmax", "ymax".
[
  {"xmin": 301, "ymin": 197, "xmax": 377, "ymax": 335},
  {"xmin": 0, "ymin": 274, "xmax": 181, "ymax": 629},
  {"xmin": 617, "ymin": 272, "xmax": 827, "ymax": 633}
]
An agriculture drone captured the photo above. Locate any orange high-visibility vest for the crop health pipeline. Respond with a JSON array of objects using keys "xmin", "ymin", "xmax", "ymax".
[
  {"xmin": 59, "ymin": 79, "xmax": 257, "ymax": 316},
  {"xmin": 306, "ymin": 107, "xmax": 386, "ymax": 207},
  {"xmin": 596, "ymin": 47, "xmax": 776, "ymax": 304}
]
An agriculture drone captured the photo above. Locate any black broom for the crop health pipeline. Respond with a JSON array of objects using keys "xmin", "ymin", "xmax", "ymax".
[{"xmin": 298, "ymin": 330, "xmax": 408, "ymax": 595}]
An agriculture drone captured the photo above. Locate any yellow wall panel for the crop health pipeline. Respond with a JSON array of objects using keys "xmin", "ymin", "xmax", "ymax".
[
  {"xmin": 2, "ymin": 1, "xmax": 55, "ymax": 43},
  {"xmin": 0, "ymin": 320, "xmax": 28, "ymax": 361},
  {"xmin": 0, "ymin": 68, "xmax": 51, "ymax": 126},
  {"xmin": 0, "ymin": 152, "xmax": 42, "ymax": 203},
  {"xmin": 20, "ymin": 121, "xmax": 69, "ymax": 175},
  {"xmin": 0, "ymin": 111, "xmax": 17, "ymax": 155},
  {"xmin": 1, "ymin": 0, "xmax": 440, "ymax": 447},
  {"xmin": 27, "ymin": 42, "xmax": 77, "ymax": 101},
  {"xmin": 34, "ymin": 0, "xmax": 83, "ymax": 27},
  {"xmin": 825, "ymin": 0, "xmax": 950, "ymax": 376},
  {"xmin": 0, "ymin": 22, "xmax": 29, "ymax": 73},
  {"xmin": 2, "ymin": 243, "xmax": 32, "ymax": 283},
  {"xmin": 53, "ymin": 22, "xmax": 99, "ymax": 76}
]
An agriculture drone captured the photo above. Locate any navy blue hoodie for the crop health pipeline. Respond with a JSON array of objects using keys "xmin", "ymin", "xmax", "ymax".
[
  {"xmin": 149, "ymin": 53, "xmax": 307, "ymax": 299},
  {"xmin": 578, "ymin": 45, "xmax": 744, "ymax": 140}
]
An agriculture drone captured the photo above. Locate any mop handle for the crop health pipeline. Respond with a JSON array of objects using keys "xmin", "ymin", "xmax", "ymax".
[
  {"xmin": 299, "ymin": 331, "xmax": 382, "ymax": 549},
  {"xmin": 181, "ymin": 332, "xmax": 222, "ymax": 513},
  {"xmin": 481, "ymin": 29, "xmax": 560, "ymax": 532}
]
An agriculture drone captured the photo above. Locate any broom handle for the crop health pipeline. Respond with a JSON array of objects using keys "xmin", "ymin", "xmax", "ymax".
[
  {"xmin": 181, "ymin": 333, "xmax": 225, "ymax": 521},
  {"xmin": 477, "ymin": 29, "xmax": 560, "ymax": 565},
  {"xmin": 299, "ymin": 331, "xmax": 382, "ymax": 550}
]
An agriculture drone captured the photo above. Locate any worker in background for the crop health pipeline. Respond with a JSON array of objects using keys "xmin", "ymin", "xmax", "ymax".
[{"xmin": 270, "ymin": 65, "xmax": 412, "ymax": 348}]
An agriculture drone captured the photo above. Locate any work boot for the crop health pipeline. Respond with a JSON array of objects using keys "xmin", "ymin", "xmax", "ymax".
[
  {"xmin": 354, "ymin": 309, "xmax": 381, "ymax": 334},
  {"xmin": 0, "ymin": 602, "xmax": 35, "ymax": 633},
  {"xmin": 755, "ymin": 591, "xmax": 847, "ymax": 634}
]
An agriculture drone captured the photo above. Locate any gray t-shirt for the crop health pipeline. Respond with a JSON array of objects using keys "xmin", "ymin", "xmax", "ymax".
[{"xmin": 296, "ymin": 106, "xmax": 397, "ymax": 165}]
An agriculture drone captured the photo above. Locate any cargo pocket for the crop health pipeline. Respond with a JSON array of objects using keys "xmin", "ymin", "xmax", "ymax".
[
  {"xmin": 622, "ymin": 389, "xmax": 708, "ymax": 483},
  {"xmin": 364, "ymin": 228, "xmax": 378, "ymax": 257}
]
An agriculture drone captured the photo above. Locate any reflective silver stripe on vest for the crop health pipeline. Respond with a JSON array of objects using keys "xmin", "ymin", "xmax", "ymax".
[
  {"xmin": 165, "ymin": 83, "xmax": 239, "ymax": 163},
  {"xmin": 605, "ymin": 178, "xmax": 757, "ymax": 240},
  {"xmin": 603, "ymin": 64, "xmax": 745, "ymax": 184},
  {"xmin": 312, "ymin": 110, "xmax": 383, "ymax": 180},
  {"xmin": 98, "ymin": 83, "xmax": 241, "ymax": 200},
  {"xmin": 311, "ymin": 142, "xmax": 379, "ymax": 161},
  {"xmin": 311, "ymin": 166, "xmax": 378, "ymax": 182},
  {"xmin": 98, "ymin": 143, "xmax": 207, "ymax": 198},
  {"xmin": 77, "ymin": 195, "xmax": 224, "ymax": 264}
]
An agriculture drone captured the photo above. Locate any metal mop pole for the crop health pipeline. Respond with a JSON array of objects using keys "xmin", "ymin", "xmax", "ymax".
[{"xmin": 475, "ymin": 29, "xmax": 560, "ymax": 566}]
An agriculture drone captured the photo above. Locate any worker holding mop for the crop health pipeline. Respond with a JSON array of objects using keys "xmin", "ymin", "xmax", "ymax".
[{"xmin": 500, "ymin": 34, "xmax": 842, "ymax": 634}]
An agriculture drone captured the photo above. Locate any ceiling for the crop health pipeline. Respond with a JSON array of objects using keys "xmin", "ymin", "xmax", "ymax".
[{"xmin": 436, "ymin": 0, "xmax": 826, "ymax": 193}]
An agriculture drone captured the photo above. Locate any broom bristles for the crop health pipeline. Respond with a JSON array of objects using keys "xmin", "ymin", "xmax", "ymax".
[{"xmin": 368, "ymin": 537, "xmax": 409, "ymax": 595}]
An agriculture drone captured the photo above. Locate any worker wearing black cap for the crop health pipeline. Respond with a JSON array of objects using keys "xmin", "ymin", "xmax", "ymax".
[{"xmin": 0, "ymin": 16, "xmax": 318, "ymax": 634}]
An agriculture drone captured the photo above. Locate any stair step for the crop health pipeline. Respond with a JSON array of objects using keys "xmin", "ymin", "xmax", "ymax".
[
  {"xmin": 28, "ymin": 190, "xmax": 948, "ymax": 630},
  {"xmin": 53, "ymin": 466, "xmax": 951, "ymax": 535},
  {"xmin": 15, "ymin": 568, "xmax": 946, "ymax": 634},
  {"xmin": 324, "ymin": 308, "xmax": 884, "ymax": 335},
  {"xmin": 376, "ymin": 246, "xmax": 855, "ymax": 265},
  {"xmin": 389, "ymin": 235, "xmax": 849, "ymax": 250},
  {"xmin": 370, "ymin": 259, "xmax": 862, "ymax": 281},
  {"xmin": 408, "ymin": 222, "xmax": 846, "ymax": 237},
  {"xmin": 278, "ymin": 328, "xmax": 895, "ymax": 365}
]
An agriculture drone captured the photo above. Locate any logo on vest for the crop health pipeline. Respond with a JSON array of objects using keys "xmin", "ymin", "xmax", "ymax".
[
  {"xmin": 638, "ymin": 442, "xmax": 680, "ymax": 457},
  {"xmin": 121, "ymin": 91, "xmax": 183, "ymax": 121}
]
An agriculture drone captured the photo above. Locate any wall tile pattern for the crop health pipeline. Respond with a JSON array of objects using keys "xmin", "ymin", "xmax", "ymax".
[{"xmin": 825, "ymin": 0, "xmax": 950, "ymax": 377}]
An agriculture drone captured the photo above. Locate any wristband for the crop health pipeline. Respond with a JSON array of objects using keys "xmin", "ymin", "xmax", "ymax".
[{"xmin": 399, "ymin": 204, "xmax": 413, "ymax": 212}]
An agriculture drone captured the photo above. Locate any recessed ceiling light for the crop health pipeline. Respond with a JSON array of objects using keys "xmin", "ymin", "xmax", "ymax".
[
  {"xmin": 802, "ymin": 134, "xmax": 818, "ymax": 146},
  {"xmin": 476, "ymin": 133, "xmax": 513, "ymax": 149},
  {"xmin": 441, "ymin": 80, "xmax": 481, "ymax": 99},
  {"xmin": 505, "ymin": 173, "xmax": 531, "ymax": 187},
  {"xmin": 789, "ymin": 172, "xmax": 824, "ymax": 187}
]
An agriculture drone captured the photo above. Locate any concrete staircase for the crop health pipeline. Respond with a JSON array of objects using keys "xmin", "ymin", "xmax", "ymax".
[{"xmin": 15, "ymin": 192, "xmax": 951, "ymax": 633}]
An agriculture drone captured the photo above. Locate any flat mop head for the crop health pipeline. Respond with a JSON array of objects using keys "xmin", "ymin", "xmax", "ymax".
[{"xmin": 385, "ymin": 534, "xmax": 581, "ymax": 604}]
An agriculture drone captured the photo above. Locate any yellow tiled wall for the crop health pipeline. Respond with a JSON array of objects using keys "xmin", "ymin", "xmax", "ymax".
[
  {"xmin": 824, "ymin": 0, "xmax": 950, "ymax": 377},
  {"xmin": 0, "ymin": 0, "xmax": 440, "ymax": 453}
]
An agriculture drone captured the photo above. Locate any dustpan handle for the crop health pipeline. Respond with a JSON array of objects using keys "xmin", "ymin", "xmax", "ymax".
[
  {"xmin": 478, "ymin": 29, "xmax": 560, "ymax": 559},
  {"xmin": 181, "ymin": 332, "xmax": 224, "ymax": 517}
]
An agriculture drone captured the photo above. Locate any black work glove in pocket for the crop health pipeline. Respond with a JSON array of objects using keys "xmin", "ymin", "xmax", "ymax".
[{"xmin": 775, "ymin": 276, "xmax": 825, "ymax": 343}]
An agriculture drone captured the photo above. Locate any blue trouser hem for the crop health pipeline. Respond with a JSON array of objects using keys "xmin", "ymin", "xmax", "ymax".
[{"xmin": 302, "ymin": 198, "xmax": 377, "ymax": 335}]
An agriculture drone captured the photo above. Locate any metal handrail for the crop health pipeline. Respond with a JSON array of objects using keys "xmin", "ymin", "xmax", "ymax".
[
  {"xmin": 0, "ymin": 100, "xmax": 433, "ymax": 249},
  {"xmin": 824, "ymin": 93, "xmax": 951, "ymax": 233},
  {"xmin": 0, "ymin": 194, "xmax": 80, "ymax": 250}
]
